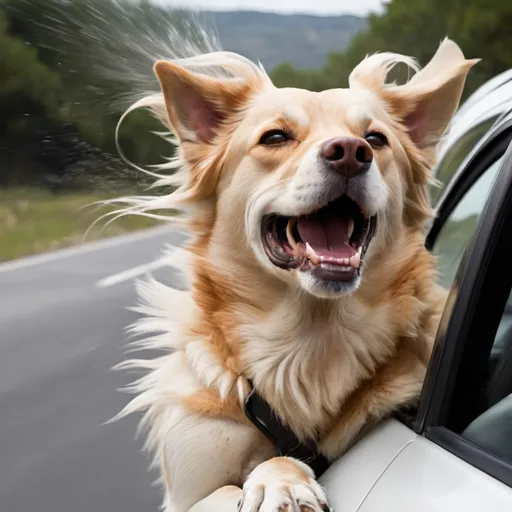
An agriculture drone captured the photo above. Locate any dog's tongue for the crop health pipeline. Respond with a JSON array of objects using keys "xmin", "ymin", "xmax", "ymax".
[{"xmin": 297, "ymin": 213, "xmax": 355, "ymax": 259}]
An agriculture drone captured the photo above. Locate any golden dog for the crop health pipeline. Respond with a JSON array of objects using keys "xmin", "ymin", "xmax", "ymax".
[{"xmin": 117, "ymin": 38, "xmax": 477, "ymax": 511}]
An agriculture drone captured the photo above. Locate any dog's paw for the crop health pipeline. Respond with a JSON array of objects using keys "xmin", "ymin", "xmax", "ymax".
[{"xmin": 238, "ymin": 457, "xmax": 331, "ymax": 512}]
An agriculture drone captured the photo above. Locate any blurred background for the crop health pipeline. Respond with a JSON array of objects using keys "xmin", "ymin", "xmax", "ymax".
[
  {"xmin": 2, "ymin": 2, "xmax": 512, "ymax": 511},
  {"xmin": 1, "ymin": 0, "xmax": 511, "ymax": 263}
]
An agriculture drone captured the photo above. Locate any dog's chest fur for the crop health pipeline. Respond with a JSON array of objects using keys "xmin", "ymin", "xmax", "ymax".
[{"xmin": 237, "ymin": 293, "xmax": 399, "ymax": 441}]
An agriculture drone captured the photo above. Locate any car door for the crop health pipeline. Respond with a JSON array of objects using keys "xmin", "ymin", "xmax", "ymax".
[{"xmin": 319, "ymin": 116, "xmax": 512, "ymax": 511}]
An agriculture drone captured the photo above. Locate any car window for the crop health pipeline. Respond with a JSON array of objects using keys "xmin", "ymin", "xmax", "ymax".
[
  {"xmin": 433, "ymin": 155, "xmax": 504, "ymax": 290},
  {"xmin": 431, "ymin": 116, "xmax": 499, "ymax": 206},
  {"xmin": 460, "ymin": 285, "xmax": 512, "ymax": 466},
  {"xmin": 425, "ymin": 142, "xmax": 512, "ymax": 486}
]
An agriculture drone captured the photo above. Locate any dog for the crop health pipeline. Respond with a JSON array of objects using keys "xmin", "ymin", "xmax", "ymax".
[{"xmin": 115, "ymin": 38, "xmax": 477, "ymax": 511}]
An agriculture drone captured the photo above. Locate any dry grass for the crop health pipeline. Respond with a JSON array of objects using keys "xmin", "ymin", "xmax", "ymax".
[{"xmin": 0, "ymin": 187, "xmax": 161, "ymax": 262}]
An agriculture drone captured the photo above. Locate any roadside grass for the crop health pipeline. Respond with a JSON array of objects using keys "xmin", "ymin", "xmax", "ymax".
[{"xmin": 0, "ymin": 187, "xmax": 163, "ymax": 262}]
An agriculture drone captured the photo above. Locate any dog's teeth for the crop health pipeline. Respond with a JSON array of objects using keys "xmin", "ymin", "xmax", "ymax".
[
  {"xmin": 347, "ymin": 219, "xmax": 354, "ymax": 239},
  {"xmin": 350, "ymin": 252, "xmax": 361, "ymax": 269},
  {"xmin": 321, "ymin": 263, "xmax": 352, "ymax": 272},
  {"xmin": 295, "ymin": 241, "xmax": 306, "ymax": 258},
  {"xmin": 305, "ymin": 243, "xmax": 321, "ymax": 264},
  {"xmin": 286, "ymin": 219, "xmax": 298, "ymax": 249}
]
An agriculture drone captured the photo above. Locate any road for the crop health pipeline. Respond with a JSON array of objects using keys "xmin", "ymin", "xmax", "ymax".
[{"xmin": 0, "ymin": 227, "xmax": 186, "ymax": 512}]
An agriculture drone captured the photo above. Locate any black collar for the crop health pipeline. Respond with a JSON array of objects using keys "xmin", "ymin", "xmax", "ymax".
[{"xmin": 244, "ymin": 385, "xmax": 330, "ymax": 478}]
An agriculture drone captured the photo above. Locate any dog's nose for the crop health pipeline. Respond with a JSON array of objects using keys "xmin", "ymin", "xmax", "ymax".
[{"xmin": 320, "ymin": 137, "xmax": 373, "ymax": 177}]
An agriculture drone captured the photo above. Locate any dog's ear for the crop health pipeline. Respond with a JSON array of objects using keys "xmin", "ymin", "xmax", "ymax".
[
  {"xmin": 389, "ymin": 39, "xmax": 479, "ymax": 149},
  {"xmin": 350, "ymin": 40, "xmax": 478, "ymax": 227},
  {"xmin": 154, "ymin": 60, "xmax": 252, "ymax": 144},
  {"xmin": 349, "ymin": 39, "xmax": 478, "ymax": 149}
]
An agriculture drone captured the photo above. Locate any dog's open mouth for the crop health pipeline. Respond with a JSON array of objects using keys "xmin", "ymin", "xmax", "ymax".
[{"xmin": 261, "ymin": 195, "xmax": 377, "ymax": 282}]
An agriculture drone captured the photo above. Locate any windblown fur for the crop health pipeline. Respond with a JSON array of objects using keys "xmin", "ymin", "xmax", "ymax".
[{"xmin": 111, "ymin": 38, "xmax": 477, "ymax": 511}]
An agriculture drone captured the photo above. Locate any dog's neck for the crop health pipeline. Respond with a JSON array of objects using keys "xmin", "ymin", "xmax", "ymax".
[{"xmin": 185, "ymin": 220, "xmax": 438, "ymax": 440}]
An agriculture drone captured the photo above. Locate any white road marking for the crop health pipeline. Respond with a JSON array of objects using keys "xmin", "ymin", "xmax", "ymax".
[
  {"xmin": 96, "ymin": 257, "xmax": 170, "ymax": 288},
  {"xmin": 0, "ymin": 225, "xmax": 178, "ymax": 274}
]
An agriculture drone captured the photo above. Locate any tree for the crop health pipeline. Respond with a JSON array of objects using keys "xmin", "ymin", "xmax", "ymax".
[
  {"xmin": 0, "ymin": 10, "xmax": 61, "ymax": 136},
  {"xmin": 271, "ymin": 0, "xmax": 512, "ymax": 99},
  {"xmin": 3, "ymin": 0, "xmax": 215, "ymax": 167},
  {"xmin": 0, "ymin": 8, "xmax": 63, "ymax": 186}
]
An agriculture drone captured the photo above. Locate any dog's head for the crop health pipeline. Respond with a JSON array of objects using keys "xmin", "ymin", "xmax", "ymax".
[{"xmin": 152, "ymin": 40, "xmax": 477, "ymax": 299}]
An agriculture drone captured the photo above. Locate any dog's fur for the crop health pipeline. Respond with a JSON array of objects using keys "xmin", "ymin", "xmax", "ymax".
[{"xmin": 116, "ymin": 39, "xmax": 477, "ymax": 511}]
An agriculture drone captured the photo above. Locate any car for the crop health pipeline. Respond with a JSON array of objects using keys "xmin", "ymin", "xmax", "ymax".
[
  {"xmin": 317, "ymin": 85, "xmax": 512, "ymax": 510},
  {"xmin": 432, "ymin": 69, "xmax": 512, "ymax": 207}
]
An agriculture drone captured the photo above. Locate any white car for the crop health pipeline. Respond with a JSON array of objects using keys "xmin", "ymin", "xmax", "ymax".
[
  {"xmin": 432, "ymin": 69, "xmax": 512, "ymax": 206},
  {"xmin": 318, "ymin": 83, "xmax": 512, "ymax": 511}
]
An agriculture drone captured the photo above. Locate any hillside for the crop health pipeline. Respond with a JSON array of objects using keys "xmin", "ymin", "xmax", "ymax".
[{"xmin": 209, "ymin": 11, "xmax": 366, "ymax": 70}]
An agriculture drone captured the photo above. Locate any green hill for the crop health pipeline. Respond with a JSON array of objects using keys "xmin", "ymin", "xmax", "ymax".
[{"xmin": 209, "ymin": 11, "xmax": 366, "ymax": 70}]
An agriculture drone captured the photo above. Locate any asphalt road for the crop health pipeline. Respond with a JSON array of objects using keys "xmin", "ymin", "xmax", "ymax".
[{"xmin": 0, "ymin": 227, "xmax": 186, "ymax": 512}]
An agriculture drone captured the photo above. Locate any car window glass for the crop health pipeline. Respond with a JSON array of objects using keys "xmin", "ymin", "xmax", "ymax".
[
  {"xmin": 460, "ymin": 283, "xmax": 512, "ymax": 466},
  {"xmin": 431, "ymin": 116, "xmax": 499, "ymax": 206},
  {"xmin": 431, "ymin": 147, "xmax": 512, "ymax": 476},
  {"xmin": 433, "ymin": 156, "xmax": 504, "ymax": 290}
]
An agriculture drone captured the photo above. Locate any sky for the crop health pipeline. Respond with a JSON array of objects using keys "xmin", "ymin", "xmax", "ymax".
[{"xmin": 157, "ymin": 0, "xmax": 385, "ymax": 16}]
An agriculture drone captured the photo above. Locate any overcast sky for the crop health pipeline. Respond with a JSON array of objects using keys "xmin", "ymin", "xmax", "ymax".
[{"xmin": 156, "ymin": 0, "xmax": 385, "ymax": 16}]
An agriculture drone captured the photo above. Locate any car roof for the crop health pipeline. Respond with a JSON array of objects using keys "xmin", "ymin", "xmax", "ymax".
[
  {"xmin": 456, "ymin": 69, "xmax": 512, "ymax": 119},
  {"xmin": 435, "ymin": 103, "xmax": 512, "ymax": 209},
  {"xmin": 436, "ymin": 69, "xmax": 512, "ymax": 167}
]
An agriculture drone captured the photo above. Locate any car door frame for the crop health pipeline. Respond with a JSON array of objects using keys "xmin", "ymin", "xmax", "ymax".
[{"xmin": 411, "ymin": 121, "xmax": 512, "ymax": 488}]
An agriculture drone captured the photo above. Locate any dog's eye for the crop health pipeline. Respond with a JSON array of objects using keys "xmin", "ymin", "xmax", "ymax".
[
  {"xmin": 365, "ymin": 132, "xmax": 388, "ymax": 148},
  {"xmin": 259, "ymin": 129, "xmax": 290, "ymax": 146}
]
